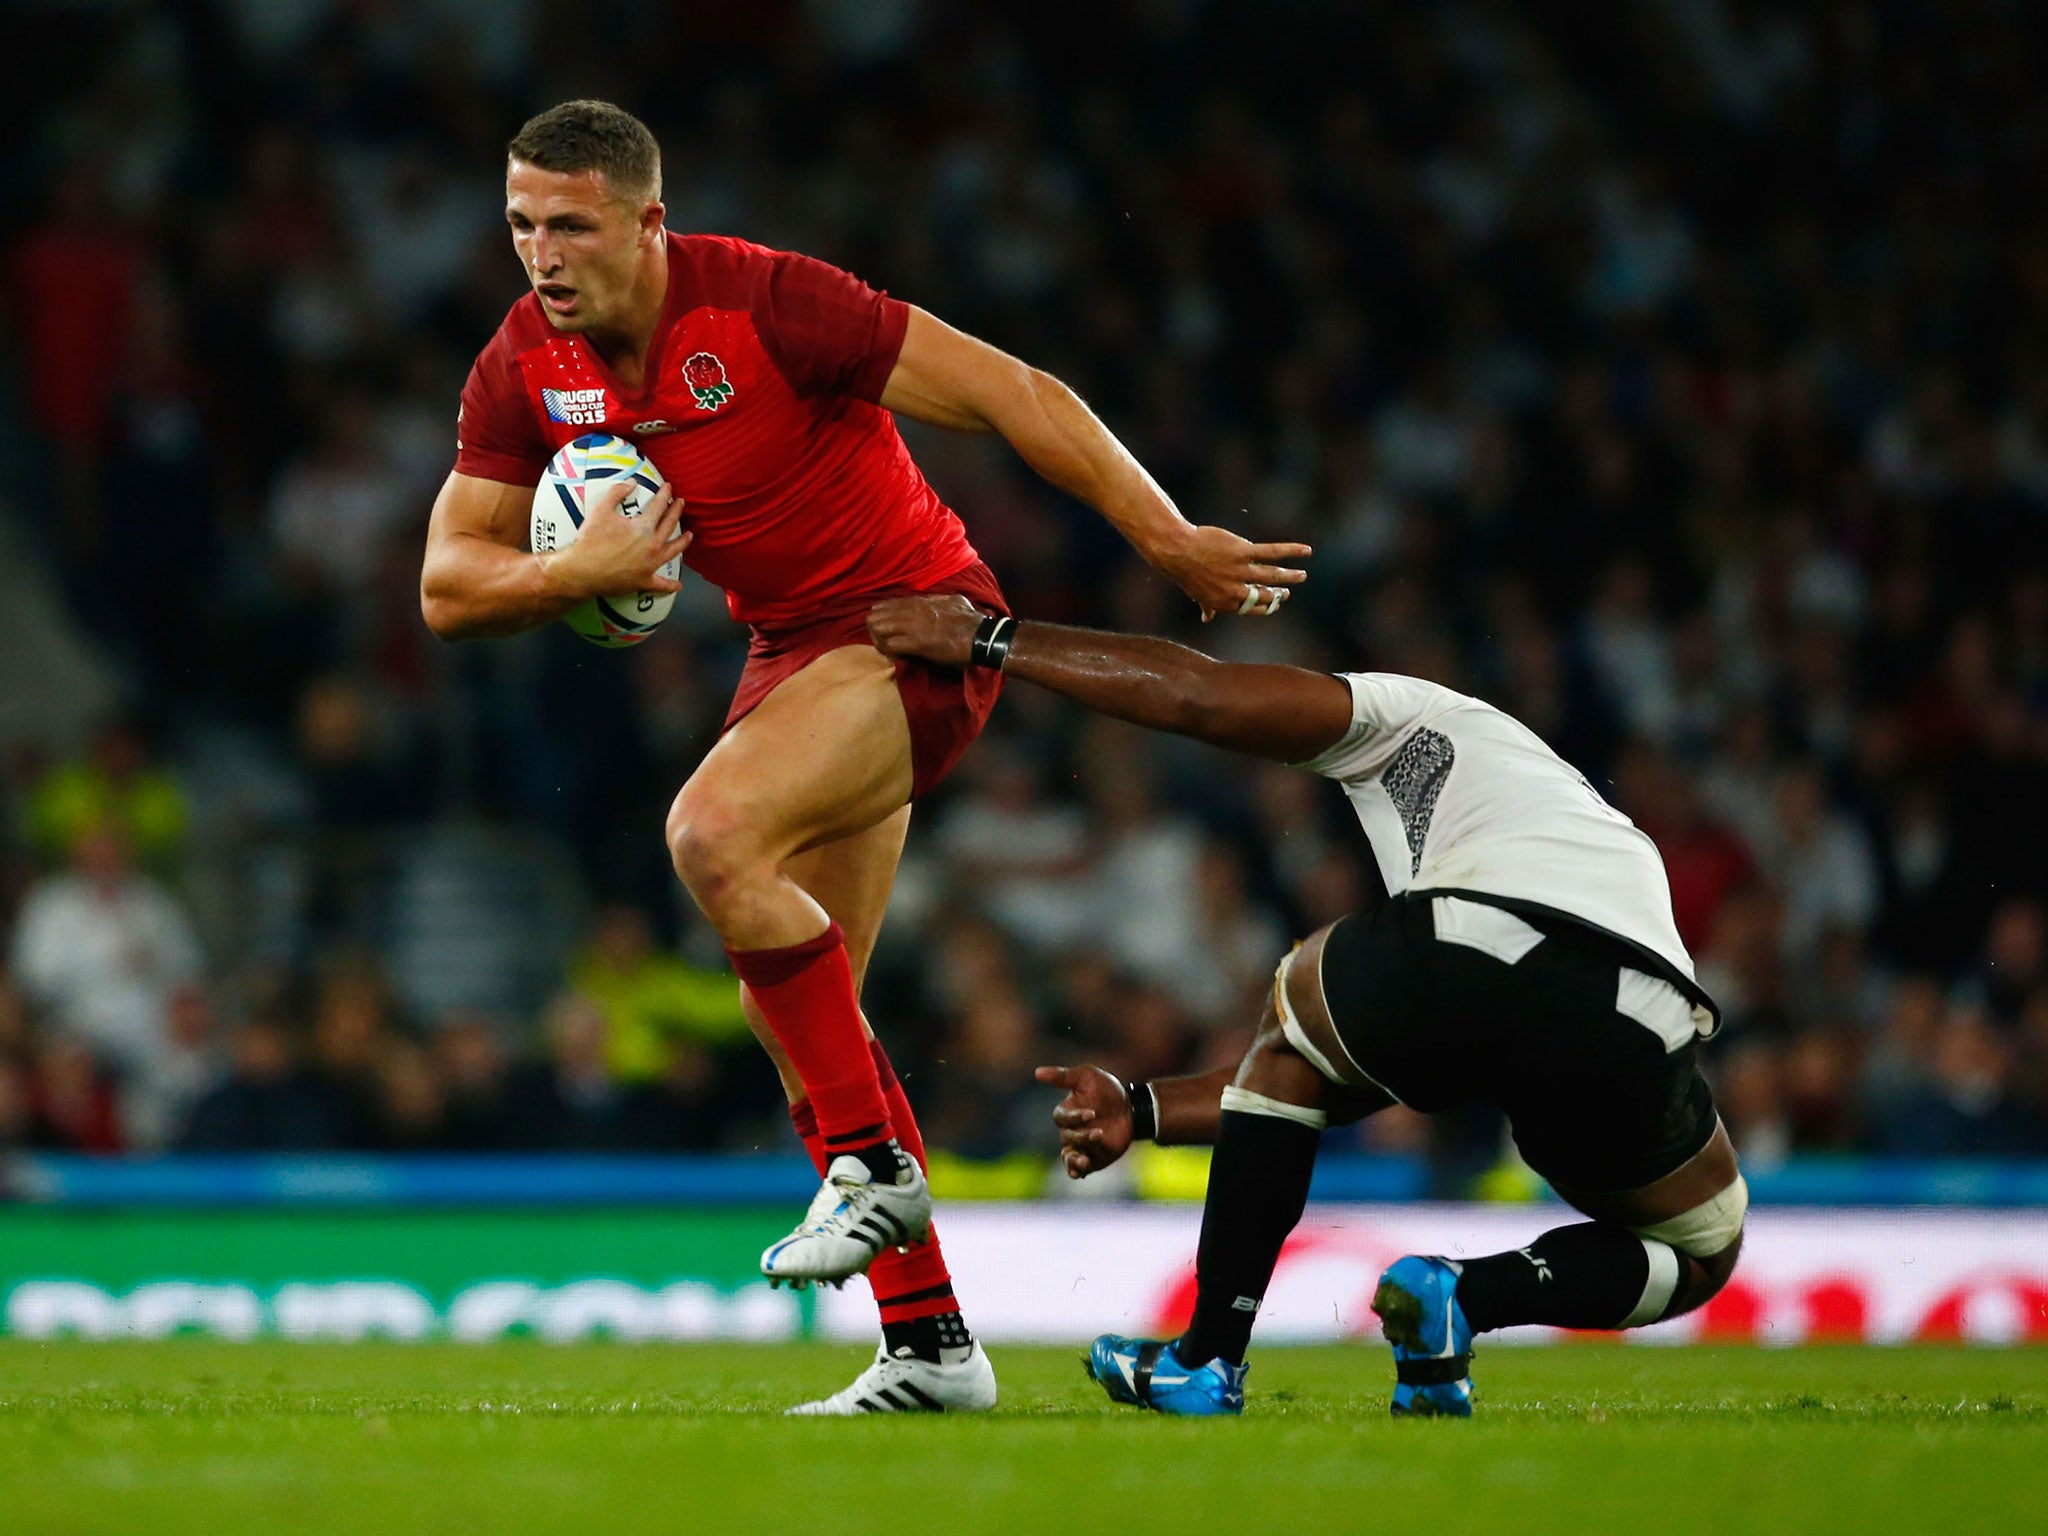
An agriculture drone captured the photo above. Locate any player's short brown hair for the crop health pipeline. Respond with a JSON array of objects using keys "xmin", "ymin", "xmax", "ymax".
[{"xmin": 507, "ymin": 100, "xmax": 662, "ymax": 202}]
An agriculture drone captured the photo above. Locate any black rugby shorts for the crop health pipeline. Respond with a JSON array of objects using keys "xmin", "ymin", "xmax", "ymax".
[{"xmin": 1314, "ymin": 892, "xmax": 1718, "ymax": 1194}]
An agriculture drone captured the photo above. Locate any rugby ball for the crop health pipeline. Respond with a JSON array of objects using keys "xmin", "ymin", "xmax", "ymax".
[{"xmin": 530, "ymin": 434, "xmax": 679, "ymax": 649}]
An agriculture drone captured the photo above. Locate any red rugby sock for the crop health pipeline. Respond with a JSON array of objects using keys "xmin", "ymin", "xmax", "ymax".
[
  {"xmin": 788, "ymin": 1043, "xmax": 959, "ymax": 1327},
  {"xmin": 866, "ymin": 1039, "xmax": 958, "ymax": 1321},
  {"xmin": 729, "ymin": 922, "xmax": 892, "ymax": 1152}
]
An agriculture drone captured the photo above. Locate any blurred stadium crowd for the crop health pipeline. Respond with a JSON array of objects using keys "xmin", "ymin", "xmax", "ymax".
[{"xmin": 3, "ymin": 1, "xmax": 2047, "ymax": 1181}]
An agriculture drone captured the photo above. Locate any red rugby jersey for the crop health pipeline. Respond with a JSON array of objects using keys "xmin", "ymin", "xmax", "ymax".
[{"xmin": 455, "ymin": 232, "xmax": 979, "ymax": 629}]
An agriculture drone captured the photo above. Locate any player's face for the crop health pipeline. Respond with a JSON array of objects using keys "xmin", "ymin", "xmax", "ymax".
[{"xmin": 505, "ymin": 161, "xmax": 660, "ymax": 333}]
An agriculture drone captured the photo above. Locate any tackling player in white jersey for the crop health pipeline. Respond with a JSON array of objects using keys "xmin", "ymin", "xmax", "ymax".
[{"xmin": 867, "ymin": 594, "xmax": 1746, "ymax": 1418}]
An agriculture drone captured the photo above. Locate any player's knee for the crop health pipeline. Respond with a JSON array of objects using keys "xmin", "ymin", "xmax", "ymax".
[
  {"xmin": 1697, "ymin": 1228, "xmax": 1743, "ymax": 1293},
  {"xmin": 1663, "ymin": 1227, "xmax": 1743, "ymax": 1320},
  {"xmin": 1637, "ymin": 1174, "xmax": 1749, "ymax": 1321},
  {"xmin": 665, "ymin": 794, "xmax": 760, "ymax": 904}
]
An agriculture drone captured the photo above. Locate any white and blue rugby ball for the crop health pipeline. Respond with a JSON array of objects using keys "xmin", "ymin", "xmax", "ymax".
[{"xmin": 530, "ymin": 434, "xmax": 679, "ymax": 649}]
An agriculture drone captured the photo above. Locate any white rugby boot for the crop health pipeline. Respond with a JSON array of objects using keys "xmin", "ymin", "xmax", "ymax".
[
  {"xmin": 761, "ymin": 1154, "xmax": 933, "ymax": 1288},
  {"xmin": 786, "ymin": 1341, "xmax": 999, "ymax": 1416}
]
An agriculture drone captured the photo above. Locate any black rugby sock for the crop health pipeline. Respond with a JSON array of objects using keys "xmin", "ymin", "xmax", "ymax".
[
  {"xmin": 823, "ymin": 1133, "xmax": 913, "ymax": 1187},
  {"xmin": 1454, "ymin": 1222, "xmax": 1659, "ymax": 1333},
  {"xmin": 1175, "ymin": 1106, "xmax": 1321, "ymax": 1368},
  {"xmin": 881, "ymin": 1308, "xmax": 974, "ymax": 1365}
]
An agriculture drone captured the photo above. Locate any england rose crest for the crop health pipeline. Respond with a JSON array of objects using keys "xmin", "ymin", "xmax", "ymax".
[{"xmin": 683, "ymin": 351, "xmax": 735, "ymax": 411}]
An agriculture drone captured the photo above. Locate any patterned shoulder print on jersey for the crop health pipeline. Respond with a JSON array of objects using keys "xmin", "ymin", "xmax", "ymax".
[{"xmin": 1381, "ymin": 729, "xmax": 1456, "ymax": 874}]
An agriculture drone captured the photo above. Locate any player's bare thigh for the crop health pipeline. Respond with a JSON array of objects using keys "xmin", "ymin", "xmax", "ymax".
[
  {"xmin": 740, "ymin": 808, "xmax": 911, "ymax": 1101},
  {"xmin": 667, "ymin": 643, "xmax": 915, "ymax": 943}
]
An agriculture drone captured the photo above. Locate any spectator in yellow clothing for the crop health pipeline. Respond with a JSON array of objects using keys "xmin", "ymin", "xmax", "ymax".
[
  {"xmin": 23, "ymin": 722, "xmax": 188, "ymax": 871},
  {"xmin": 569, "ymin": 905, "xmax": 750, "ymax": 1084}
]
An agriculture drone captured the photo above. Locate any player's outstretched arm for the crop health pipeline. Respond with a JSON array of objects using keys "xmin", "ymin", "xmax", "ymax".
[
  {"xmin": 879, "ymin": 308, "xmax": 1310, "ymax": 621},
  {"xmin": 420, "ymin": 470, "xmax": 688, "ymax": 640},
  {"xmin": 1038, "ymin": 1064, "xmax": 1236, "ymax": 1178},
  {"xmin": 868, "ymin": 594, "xmax": 1354, "ymax": 763}
]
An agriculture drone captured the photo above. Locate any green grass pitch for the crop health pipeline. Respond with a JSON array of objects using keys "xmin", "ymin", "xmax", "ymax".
[{"xmin": 2, "ymin": 1342, "xmax": 2043, "ymax": 1535}]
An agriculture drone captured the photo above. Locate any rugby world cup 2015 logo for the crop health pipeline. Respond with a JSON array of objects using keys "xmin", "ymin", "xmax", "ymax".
[
  {"xmin": 683, "ymin": 351, "xmax": 735, "ymax": 411},
  {"xmin": 542, "ymin": 387, "xmax": 608, "ymax": 425}
]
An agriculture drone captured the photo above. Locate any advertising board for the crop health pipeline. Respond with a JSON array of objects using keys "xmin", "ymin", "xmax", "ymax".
[{"xmin": 5, "ymin": 1205, "xmax": 2042, "ymax": 1344}]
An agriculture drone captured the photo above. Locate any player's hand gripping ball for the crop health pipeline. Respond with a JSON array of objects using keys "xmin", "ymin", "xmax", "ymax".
[{"xmin": 530, "ymin": 434, "xmax": 680, "ymax": 648}]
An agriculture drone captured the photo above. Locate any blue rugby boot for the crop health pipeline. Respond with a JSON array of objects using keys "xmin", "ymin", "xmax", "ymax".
[
  {"xmin": 1372, "ymin": 1256, "xmax": 1475, "ymax": 1418},
  {"xmin": 1085, "ymin": 1334, "xmax": 1247, "ymax": 1417}
]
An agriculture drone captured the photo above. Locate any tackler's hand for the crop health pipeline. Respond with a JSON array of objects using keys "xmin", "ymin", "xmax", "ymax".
[
  {"xmin": 866, "ymin": 592, "xmax": 988, "ymax": 667},
  {"xmin": 1035, "ymin": 1064, "xmax": 1134, "ymax": 1180}
]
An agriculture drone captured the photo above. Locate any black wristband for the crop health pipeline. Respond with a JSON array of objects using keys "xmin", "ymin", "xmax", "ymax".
[
  {"xmin": 969, "ymin": 614, "xmax": 1018, "ymax": 669},
  {"xmin": 1126, "ymin": 1079, "xmax": 1159, "ymax": 1142}
]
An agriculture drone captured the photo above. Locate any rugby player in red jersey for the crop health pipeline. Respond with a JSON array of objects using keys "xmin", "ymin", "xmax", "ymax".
[{"xmin": 419, "ymin": 101, "xmax": 1310, "ymax": 1414}]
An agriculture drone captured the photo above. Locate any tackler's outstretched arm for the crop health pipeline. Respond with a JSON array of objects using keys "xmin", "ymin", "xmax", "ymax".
[{"xmin": 867, "ymin": 594, "xmax": 1354, "ymax": 764}]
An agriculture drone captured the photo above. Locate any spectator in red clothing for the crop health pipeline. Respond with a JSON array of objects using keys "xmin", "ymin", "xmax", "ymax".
[
  {"xmin": 1615, "ymin": 743, "xmax": 1757, "ymax": 954},
  {"xmin": 1900, "ymin": 614, "xmax": 1999, "ymax": 763},
  {"xmin": 25, "ymin": 1036, "xmax": 124, "ymax": 1154},
  {"xmin": 13, "ymin": 170, "xmax": 140, "ymax": 460},
  {"xmin": 0, "ymin": 968, "xmax": 28, "ymax": 1059},
  {"xmin": 11, "ymin": 165, "xmax": 142, "ymax": 570},
  {"xmin": 221, "ymin": 127, "xmax": 340, "ymax": 281},
  {"xmin": 0, "ymin": 1055, "xmax": 32, "ymax": 1149},
  {"xmin": 1783, "ymin": 1028, "xmax": 1863, "ymax": 1150}
]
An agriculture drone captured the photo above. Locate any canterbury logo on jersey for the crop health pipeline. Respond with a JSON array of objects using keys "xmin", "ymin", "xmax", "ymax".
[{"xmin": 542, "ymin": 387, "xmax": 608, "ymax": 425}]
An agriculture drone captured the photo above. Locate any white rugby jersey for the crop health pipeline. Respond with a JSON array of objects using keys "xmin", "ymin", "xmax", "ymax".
[{"xmin": 1297, "ymin": 672, "xmax": 1718, "ymax": 1033}]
